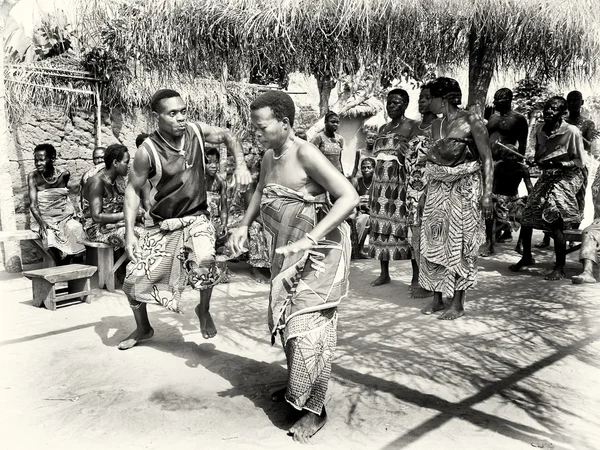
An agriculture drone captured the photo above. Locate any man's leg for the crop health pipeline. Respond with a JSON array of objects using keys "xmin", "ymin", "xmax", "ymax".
[
  {"xmin": 371, "ymin": 259, "xmax": 390, "ymax": 286},
  {"xmin": 509, "ymin": 226, "xmax": 536, "ymax": 271},
  {"xmin": 195, "ymin": 287, "xmax": 217, "ymax": 339},
  {"xmin": 546, "ymin": 224, "xmax": 566, "ymax": 280},
  {"xmin": 118, "ymin": 301, "xmax": 154, "ymax": 350},
  {"xmin": 439, "ymin": 290, "xmax": 465, "ymax": 320},
  {"xmin": 572, "ymin": 225, "xmax": 599, "ymax": 284},
  {"xmin": 480, "ymin": 217, "xmax": 496, "ymax": 257}
]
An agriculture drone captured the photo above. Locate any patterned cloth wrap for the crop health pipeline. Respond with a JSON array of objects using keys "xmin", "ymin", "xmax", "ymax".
[
  {"xmin": 494, "ymin": 194, "xmax": 527, "ymax": 232},
  {"xmin": 123, "ymin": 215, "xmax": 219, "ymax": 313},
  {"xmin": 522, "ymin": 167, "xmax": 585, "ymax": 230},
  {"xmin": 368, "ymin": 132, "xmax": 412, "ymax": 260},
  {"xmin": 260, "ymin": 183, "xmax": 350, "ymax": 414},
  {"xmin": 419, "ymin": 161, "xmax": 485, "ymax": 298},
  {"xmin": 30, "ymin": 187, "xmax": 86, "ymax": 257}
]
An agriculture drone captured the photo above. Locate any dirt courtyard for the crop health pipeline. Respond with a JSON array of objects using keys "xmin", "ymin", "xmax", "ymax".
[{"xmin": 1, "ymin": 238, "xmax": 599, "ymax": 450}]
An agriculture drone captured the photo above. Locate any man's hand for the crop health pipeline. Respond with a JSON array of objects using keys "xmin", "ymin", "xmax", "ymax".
[
  {"xmin": 234, "ymin": 167, "xmax": 252, "ymax": 193},
  {"xmin": 227, "ymin": 225, "xmax": 249, "ymax": 256},
  {"xmin": 125, "ymin": 233, "xmax": 139, "ymax": 263},
  {"xmin": 481, "ymin": 194, "xmax": 493, "ymax": 219}
]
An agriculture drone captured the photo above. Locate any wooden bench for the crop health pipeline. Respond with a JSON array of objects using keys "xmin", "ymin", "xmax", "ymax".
[
  {"xmin": 0, "ymin": 229, "xmax": 56, "ymax": 268},
  {"xmin": 80, "ymin": 240, "xmax": 128, "ymax": 292},
  {"xmin": 564, "ymin": 229, "xmax": 583, "ymax": 255},
  {"xmin": 22, "ymin": 264, "xmax": 97, "ymax": 311}
]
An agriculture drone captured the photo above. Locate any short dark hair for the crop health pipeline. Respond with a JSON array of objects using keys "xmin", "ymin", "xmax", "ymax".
[
  {"xmin": 93, "ymin": 146, "xmax": 106, "ymax": 155},
  {"xmin": 494, "ymin": 88, "xmax": 513, "ymax": 102},
  {"xmin": 545, "ymin": 96, "xmax": 568, "ymax": 112},
  {"xmin": 205, "ymin": 147, "xmax": 220, "ymax": 162},
  {"xmin": 34, "ymin": 143, "xmax": 57, "ymax": 160},
  {"xmin": 361, "ymin": 157, "xmax": 375, "ymax": 167},
  {"xmin": 567, "ymin": 90, "xmax": 583, "ymax": 100},
  {"xmin": 135, "ymin": 133, "xmax": 149, "ymax": 147},
  {"xmin": 150, "ymin": 89, "xmax": 182, "ymax": 113},
  {"xmin": 250, "ymin": 90, "xmax": 295, "ymax": 127},
  {"xmin": 325, "ymin": 111, "xmax": 339, "ymax": 122},
  {"xmin": 387, "ymin": 88, "xmax": 409, "ymax": 105},
  {"xmin": 104, "ymin": 144, "xmax": 128, "ymax": 168},
  {"xmin": 429, "ymin": 77, "xmax": 462, "ymax": 106}
]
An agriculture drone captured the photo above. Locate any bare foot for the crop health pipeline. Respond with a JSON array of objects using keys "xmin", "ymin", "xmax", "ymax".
[
  {"xmin": 497, "ymin": 236, "xmax": 513, "ymax": 243},
  {"xmin": 535, "ymin": 241, "xmax": 550, "ymax": 249},
  {"xmin": 479, "ymin": 248, "xmax": 494, "ymax": 257},
  {"xmin": 195, "ymin": 304, "xmax": 217, "ymax": 339},
  {"xmin": 271, "ymin": 387, "xmax": 287, "ymax": 402},
  {"xmin": 289, "ymin": 409, "xmax": 328, "ymax": 444},
  {"xmin": 250, "ymin": 267, "xmax": 271, "ymax": 284},
  {"xmin": 509, "ymin": 257, "xmax": 535, "ymax": 272},
  {"xmin": 412, "ymin": 287, "xmax": 433, "ymax": 299},
  {"xmin": 370, "ymin": 274, "xmax": 391, "ymax": 286},
  {"xmin": 438, "ymin": 308, "xmax": 464, "ymax": 320},
  {"xmin": 118, "ymin": 327, "xmax": 154, "ymax": 350},
  {"xmin": 572, "ymin": 273, "xmax": 597, "ymax": 284},
  {"xmin": 421, "ymin": 298, "xmax": 445, "ymax": 315},
  {"xmin": 544, "ymin": 269, "xmax": 565, "ymax": 281}
]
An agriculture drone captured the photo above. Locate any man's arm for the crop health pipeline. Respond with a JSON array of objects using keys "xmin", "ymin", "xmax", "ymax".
[
  {"xmin": 516, "ymin": 115, "xmax": 529, "ymax": 156},
  {"xmin": 27, "ymin": 173, "xmax": 47, "ymax": 237},
  {"xmin": 87, "ymin": 177, "xmax": 124, "ymax": 225},
  {"xmin": 200, "ymin": 123, "xmax": 251, "ymax": 190},
  {"xmin": 218, "ymin": 176, "xmax": 228, "ymax": 231},
  {"xmin": 125, "ymin": 148, "xmax": 150, "ymax": 239}
]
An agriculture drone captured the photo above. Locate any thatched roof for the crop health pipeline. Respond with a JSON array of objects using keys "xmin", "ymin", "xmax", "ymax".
[
  {"xmin": 339, "ymin": 97, "xmax": 383, "ymax": 118},
  {"xmin": 80, "ymin": 0, "xmax": 600, "ymax": 84}
]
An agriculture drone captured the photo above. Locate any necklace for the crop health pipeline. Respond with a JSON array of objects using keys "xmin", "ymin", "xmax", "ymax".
[
  {"xmin": 157, "ymin": 130, "xmax": 185, "ymax": 153},
  {"xmin": 40, "ymin": 168, "xmax": 57, "ymax": 184},
  {"xmin": 273, "ymin": 137, "xmax": 296, "ymax": 160},
  {"xmin": 418, "ymin": 121, "xmax": 432, "ymax": 131},
  {"xmin": 101, "ymin": 170, "xmax": 117, "ymax": 186},
  {"xmin": 362, "ymin": 177, "xmax": 373, "ymax": 190}
]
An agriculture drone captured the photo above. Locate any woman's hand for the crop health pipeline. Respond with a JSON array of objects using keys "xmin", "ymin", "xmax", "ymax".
[
  {"xmin": 228, "ymin": 225, "xmax": 249, "ymax": 256},
  {"xmin": 275, "ymin": 236, "xmax": 314, "ymax": 257}
]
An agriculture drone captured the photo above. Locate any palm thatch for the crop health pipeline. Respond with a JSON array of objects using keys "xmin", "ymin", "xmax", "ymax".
[{"xmin": 80, "ymin": 0, "xmax": 600, "ymax": 83}]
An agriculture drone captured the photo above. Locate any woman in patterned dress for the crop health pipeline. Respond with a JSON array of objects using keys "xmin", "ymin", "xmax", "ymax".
[
  {"xmin": 368, "ymin": 89, "xmax": 419, "ymax": 286},
  {"xmin": 418, "ymin": 77, "xmax": 493, "ymax": 320}
]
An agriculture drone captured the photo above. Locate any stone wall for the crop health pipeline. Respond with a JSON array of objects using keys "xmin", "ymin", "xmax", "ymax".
[{"xmin": 6, "ymin": 102, "xmax": 320, "ymax": 265}]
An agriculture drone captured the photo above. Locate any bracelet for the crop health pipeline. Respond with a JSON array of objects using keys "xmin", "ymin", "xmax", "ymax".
[{"xmin": 305, "ymin": 233, "xmax": 319, "ymax": 246}]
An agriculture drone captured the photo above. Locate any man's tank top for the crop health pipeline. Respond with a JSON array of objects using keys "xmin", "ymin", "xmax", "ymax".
[{"xmin": 141, "ymin": 123, "xmax": 208, "ymax": 221}]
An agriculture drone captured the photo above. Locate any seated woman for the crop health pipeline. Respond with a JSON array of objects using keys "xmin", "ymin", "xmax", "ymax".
[
  {"xmin": 573, "ymin": 169, "xmax": 600, "ymax": 284},
  {"xmin": 510, "ymin": 96, "xmax": 586, "ymax": 280},
  {"xmin": 28, "ymin": 143, "xmax": 86, "ymax": 265},
  {"xmin": 82, "ymin": 144, "xmax": 143, "ymax": 248},
  {"xmin": 350, "ymin": 157, "xmax": 375, "ymax": 258},
  {"xmin": 310, "ymin": 111, "xmax": 345, "ymax": 174}
]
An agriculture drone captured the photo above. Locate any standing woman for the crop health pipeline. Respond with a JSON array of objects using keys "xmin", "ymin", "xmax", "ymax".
[
  {"xmin": 368, "ymin": 89, "xmax": 419, "ymax": 286},
  {"xmin": 419, "ymin": 77, "xmax": 493, "ymax": 320},
  {"xmin": 310, "ymin": 111, "xmax": 345, "ymax": 174},
  {"xmin": 229, "ymin": 91, "xmax": 358, "ymax": 443}
]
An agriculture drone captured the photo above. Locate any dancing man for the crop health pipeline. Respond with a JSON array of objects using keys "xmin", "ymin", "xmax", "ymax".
[{"xmin": 118, "ymin": 89, "xmax": 251, "ymax": 350}]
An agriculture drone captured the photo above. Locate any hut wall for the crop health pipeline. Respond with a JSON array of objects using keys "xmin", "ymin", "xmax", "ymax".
[{"xmin": 338, "ymin": 116, "xmax": 366, "ymax": 176}]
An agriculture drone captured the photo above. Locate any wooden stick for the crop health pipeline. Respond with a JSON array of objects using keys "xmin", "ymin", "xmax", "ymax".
[{"xmin": 496, "ymin": 142, "xmax": 526, "ymax": 160}]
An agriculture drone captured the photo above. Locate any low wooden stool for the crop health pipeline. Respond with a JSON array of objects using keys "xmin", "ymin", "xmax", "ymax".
[
  {"xmin": 81, "ymin": 240, "xmax": 128, "ymax": 292},
  {"xmin": 564, "ymin": 229, "xmax": 583, "ymax": 256},
  {"xmin": 23, "ymin": 264, "xmax": 97, "ymax": 311}
]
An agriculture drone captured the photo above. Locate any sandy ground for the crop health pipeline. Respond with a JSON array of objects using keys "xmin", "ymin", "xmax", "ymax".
[{"xmin": 1, "ymin": 235, "xmax": 600, "ymax": 450}]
